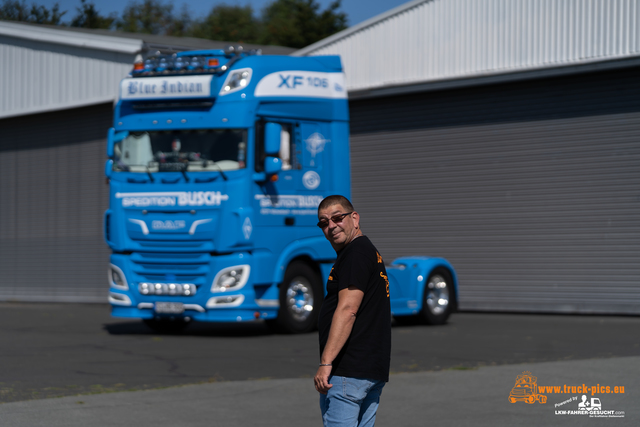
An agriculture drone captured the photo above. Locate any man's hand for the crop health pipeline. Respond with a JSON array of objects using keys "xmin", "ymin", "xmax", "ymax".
[{"xmin": 314, "ymin": 365, "xmax": 333, "ymax": 394}]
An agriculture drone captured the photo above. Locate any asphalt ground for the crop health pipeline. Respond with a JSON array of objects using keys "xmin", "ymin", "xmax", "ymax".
[
  {"xmin": 0, "ymin": 302, "xmax": 639, "ymax": 406},
  {"xmin": 1, "ymin": 356, "xmax": 637, "ymax": 426}
]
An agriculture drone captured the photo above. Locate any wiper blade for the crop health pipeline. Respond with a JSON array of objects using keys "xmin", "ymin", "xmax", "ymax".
[
  {"xmin": 180, "ymin": 168, "xmax": 190, "ymax": 183},
  {"xmin": 205, "ymin": 160, "xmax": 227, "ymax": 181},
  {"xmin": 145, "ymin": 164, "xmax": 155, "ymax": 183}
]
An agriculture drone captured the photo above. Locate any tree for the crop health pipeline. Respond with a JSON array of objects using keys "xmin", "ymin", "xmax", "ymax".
[
  {"xmin": 165, "ymin": 4, "xmax": 191, "ymax": 37},
  {"xmin": 70, "ymin": 0, "xmax": 116, "ymax": 29},
  {"xmin": 0, "ymin": 0, "xmax": 66, "ymax": 25},
  {"xmin": 260, "ymin": 0, "xmax": 347, "ymax": 48},
  {"xmin": 117, "ymin": 0, "xmax": 174, "ymax": 35},
  {"xmin": 189, "ymin": 4, "xmax": 259, "ymax": 43},
  {"xmin": 28, "ymin": 2, "xmax": 64, "ymax": 24}
]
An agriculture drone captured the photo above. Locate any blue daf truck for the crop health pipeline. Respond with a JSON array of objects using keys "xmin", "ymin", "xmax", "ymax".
[{"xmin": 105, "ymin": 48, "xmax": 458, "ymax": 333}]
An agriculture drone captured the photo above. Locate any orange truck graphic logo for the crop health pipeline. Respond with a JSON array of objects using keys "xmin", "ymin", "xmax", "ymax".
[{"xmin": 509, "ymin": 371, "xmax": 547, "ymax": 404}]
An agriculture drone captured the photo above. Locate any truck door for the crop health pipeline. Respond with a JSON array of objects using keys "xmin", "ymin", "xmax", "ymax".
[
  {"xmin": 253, "ymin": 119, "xmax": 302, "ymax": 231},
  {"xmin": 296, "ymin": 121, "xmax": 329, "ymax": 195},
  {"xmin": 253, "ymin": 119, "xmax": 330, "ymax": 225}
]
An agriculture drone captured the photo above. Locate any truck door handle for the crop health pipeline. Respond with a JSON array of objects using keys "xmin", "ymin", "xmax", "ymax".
[{"xmin": 285, "ymin": 217, "xmax": 295, "ymax": 226}]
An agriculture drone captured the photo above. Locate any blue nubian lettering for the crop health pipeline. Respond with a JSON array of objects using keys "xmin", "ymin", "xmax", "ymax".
[
  {"xmin": 128, "ymin": 81, "xmax": 157, "ymax": 95},
  {"xmin": 161, "ymin": 81, "xmax": 204, "ymax": 94}
]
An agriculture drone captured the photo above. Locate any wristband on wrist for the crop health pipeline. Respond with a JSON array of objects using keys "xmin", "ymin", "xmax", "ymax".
[{"xmin": 319, "ymin": 363, "xmax": 332, "ymax": 366}]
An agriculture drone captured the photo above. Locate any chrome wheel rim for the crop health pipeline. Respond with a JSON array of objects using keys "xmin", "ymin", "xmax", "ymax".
[
  {"xmin": 285, "ymin": 276, "xmax": 314, "ymax": 322},
  {"xmin": 426, "ymin": 274, "xmax": 449, "ymax": 315}
]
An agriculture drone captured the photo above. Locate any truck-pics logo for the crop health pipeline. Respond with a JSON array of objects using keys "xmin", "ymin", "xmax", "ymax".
[
  {"xmin": 508, "ymin": 371, "xmax": 547, "ymax": 404},
  {"xmin": 116, "ymin": 191, "xmax": 229, "ymax": 207},
  {"xmin": 507, "ymin": 371, "xmax": 626, "ymax": 418}
]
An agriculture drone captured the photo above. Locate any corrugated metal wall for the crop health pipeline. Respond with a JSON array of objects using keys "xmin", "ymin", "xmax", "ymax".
[
  {"xmin": 297, "ymin": 0, "xmax": 640, "ymax": 93},
  {"xmin": 0, "ymin": 34, "xmax": 134, "ymax": 119},
  {"xmin": 349, "ymin": 66, "xmax": 640, "ymax": 314},
  {"xmin": 0, "ymin": 104, "xmax": 112, "ymax": 302}
]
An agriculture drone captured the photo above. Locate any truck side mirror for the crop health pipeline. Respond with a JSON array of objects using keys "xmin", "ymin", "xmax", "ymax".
[
  {"xmin": 264, "ymin": 156, "xmax": 282, "ymax": 175},
  {"xmin": 105, "ymin": 159, "xmax": 113, "ymax": 178},
  {"xmin": 107, "ymin": 128, "xmax": 129, "ymax": 158},
  {"xmin": 264, "ymin": 122, "xmax": 282, "ymax": 155}
]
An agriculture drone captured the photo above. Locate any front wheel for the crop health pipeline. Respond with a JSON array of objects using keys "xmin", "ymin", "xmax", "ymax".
[
  {"xmin": 268, "ymin": 261, "xmax": 323, "ymax": 334},
  {"xmin": 419, "ymin": 268, "xmax": 454, "ymax": 325}
]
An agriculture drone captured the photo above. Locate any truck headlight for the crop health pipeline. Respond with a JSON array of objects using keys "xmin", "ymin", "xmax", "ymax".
[
  {"xmin": 109, "ymin": 264, "xmax": 128, "ymax": 290},
  {"xmin": 211, "ymin": 265, "xmax": 250, "ymax": 292},
  {"xmin": 219, "ymin": 68, "xmax": 252, "ymax": 95}
]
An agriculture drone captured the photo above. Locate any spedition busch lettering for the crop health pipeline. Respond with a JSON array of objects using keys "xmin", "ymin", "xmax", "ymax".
[
  {"xmin": 255, "ymin": 195, "xmax": 322, "ymax": 209},
  {"xmin": 116, "ymin": 191, "xmax": 229, "ymax": 207}
]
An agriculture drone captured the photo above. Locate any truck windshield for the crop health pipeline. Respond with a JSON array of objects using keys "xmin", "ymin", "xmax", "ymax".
[{"xmin": 113, "ymin": 129, "xmax": 247, "ymax": 172}]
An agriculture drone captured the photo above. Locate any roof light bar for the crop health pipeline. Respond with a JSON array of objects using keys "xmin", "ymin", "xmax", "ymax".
[{"xmin": 130, "ymin": 46, "xmax": 261, "ymax": 78}]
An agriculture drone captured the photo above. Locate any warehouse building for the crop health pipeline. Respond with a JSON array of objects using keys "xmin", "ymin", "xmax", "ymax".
[
  {"xmin": 295, "ymin": 0, "xmax": 640, "ymax": 314},
  {"xmin": 1, "ymin": 0, "xmax": 639, "ymax": 314}
]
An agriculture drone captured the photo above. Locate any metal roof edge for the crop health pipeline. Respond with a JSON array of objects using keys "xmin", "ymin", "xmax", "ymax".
[
  {"xmin": 0, "ymin": 96, "xmax": 115, "ymax": 120},
  {"xmin": 347, "ymin": 56, "xmax": 640, "ymax": 101},
  {"xmin": 293, "ymin": 0, "xmax": 429, "ymax": 56},
  {"xmin": 0, "ymin": 21, "xmax": 143, "ymax": 54}
]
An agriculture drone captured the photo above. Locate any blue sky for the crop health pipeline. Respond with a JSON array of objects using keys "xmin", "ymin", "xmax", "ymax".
[{"xmin": 35, "ymin": 0, "xmax": 410, "ymax": 28}]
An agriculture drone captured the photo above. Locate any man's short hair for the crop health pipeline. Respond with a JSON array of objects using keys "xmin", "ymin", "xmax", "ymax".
[{"xmin": 318, "ymin": 195, "xmax": 354, "ymax": 214}]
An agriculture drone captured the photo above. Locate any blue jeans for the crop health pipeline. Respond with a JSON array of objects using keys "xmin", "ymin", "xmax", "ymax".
[{"xmin": 319, "ymin": 375, "xmax": 386, "ymax": 427}]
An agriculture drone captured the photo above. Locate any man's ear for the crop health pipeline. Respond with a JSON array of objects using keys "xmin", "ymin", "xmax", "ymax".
[{"xmin": 352, "ymin": 211, "xmax": 360, "ymax": 229}]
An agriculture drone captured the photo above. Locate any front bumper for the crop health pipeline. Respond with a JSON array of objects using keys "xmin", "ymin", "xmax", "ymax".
[{"xmin": 108, "ymin": 251, "xmax": 280, "ymax": 322}]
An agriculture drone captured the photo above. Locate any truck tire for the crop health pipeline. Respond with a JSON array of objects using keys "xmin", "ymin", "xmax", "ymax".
[
  {"xmin": 143, "ymin": 317, "xmax": 191, "ymax": 334},
  {"xmin": 419, "ymin": 268, "xmax": 454, "ymax": 325},
  {"xmin": 269, "ymin": 261, "xmax": 323, "ymax": 334}
]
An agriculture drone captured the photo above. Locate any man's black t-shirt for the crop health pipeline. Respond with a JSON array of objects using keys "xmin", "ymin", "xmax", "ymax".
[{"xmin": 318, "ymin": 236, "xmax": 391, "ymax": 382}]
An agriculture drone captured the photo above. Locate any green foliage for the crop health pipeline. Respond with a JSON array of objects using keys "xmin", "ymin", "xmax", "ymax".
[
  {"xmin": 0, "ymin": 0, "xmax": 349, "ymax": 48},
  {"xmin": 0, "ymin": 0, "xmax": 66, "ymax": 25},
  {"xmin": 189, "ymin": 4, "xmax": 259, "ymax": 43},
  {"xmin": 260, "ymin": 0, "xmax": 347, "ymax": 48},
  {"xmin": 70, "ymin": 0, "xmax": 116, "ymax": 29},
  {"xmin": 165, "ymin": 4, "xmax": 191, "ymax": 37},
  {"xmin": 116, "ymin": 0, "xmax": 174, "ymax": 35}
]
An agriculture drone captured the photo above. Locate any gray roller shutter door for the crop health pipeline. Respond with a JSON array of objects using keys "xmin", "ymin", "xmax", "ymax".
[
  {"xmin": 349, "ymin": 66, "xmax": 640, "ymax": 314},
  {"xmin": 0, "ymin": 104, "xmax": 112, "ymax": 302}
]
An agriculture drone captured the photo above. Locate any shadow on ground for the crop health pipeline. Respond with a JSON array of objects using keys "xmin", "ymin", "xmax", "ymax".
[{"xmin": 103, "ymin": 319, "xmax": 278, "ymax": 337}]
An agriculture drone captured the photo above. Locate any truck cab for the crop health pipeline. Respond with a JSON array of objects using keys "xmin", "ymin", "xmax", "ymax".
[{"xmin": 105, "ymin": 48, "xmax": 458, "ymax": 333}]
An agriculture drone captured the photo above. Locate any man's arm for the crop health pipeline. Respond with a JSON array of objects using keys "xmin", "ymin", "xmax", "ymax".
[{"xmin": 314, "ymin": 286, "xmax": 364, "ymax": 394}]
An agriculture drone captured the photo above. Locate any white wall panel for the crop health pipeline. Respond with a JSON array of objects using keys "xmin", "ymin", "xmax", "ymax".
[
  {"xmin": 296, "ymin": 0, "xmax": 640, "ymax": 93},
  {"xmin": 0, "ymin": 38, "xmax": 135, "ymax": 118}
]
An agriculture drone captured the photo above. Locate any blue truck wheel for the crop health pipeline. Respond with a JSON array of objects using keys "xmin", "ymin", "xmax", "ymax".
[
  {"xmin": 267, "ymin": 261, "xmax": 323, "ymax": 334},
  {"xmin": 419, "ymin": 268, "xmax": 454, "ymax": 325}
]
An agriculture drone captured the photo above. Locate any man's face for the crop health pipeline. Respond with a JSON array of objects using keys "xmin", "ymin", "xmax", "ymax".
[{"xmin": 318, "ymin": 204, "xmax": 360, "ymax": 251}]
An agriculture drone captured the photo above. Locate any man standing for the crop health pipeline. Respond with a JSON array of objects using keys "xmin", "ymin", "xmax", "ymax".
[{"xmin": 314, "ymin": 195, "xmax": 391, "ymax": 427}]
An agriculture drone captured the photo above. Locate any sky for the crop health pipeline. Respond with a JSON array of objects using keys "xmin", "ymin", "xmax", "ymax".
[{"xmin": 34, "ymin": 0, "xmax": 411, "ymax": 28}]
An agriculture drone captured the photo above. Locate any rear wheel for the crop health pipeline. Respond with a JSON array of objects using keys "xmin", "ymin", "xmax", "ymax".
[
  {"xmin": 143, "ymin": 317, "xmax": 191, "ymax": 334},
  {"xmin": 268, "ymin": 261, "xmax": 323, "ymax": 334},
  {"xmin": 419, "ymin": 268, "xmax": 454, "ymax": 325}
]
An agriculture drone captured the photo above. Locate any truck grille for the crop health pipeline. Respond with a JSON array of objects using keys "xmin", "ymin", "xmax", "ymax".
[{"xmin": 130, "ymin": 252, "xmax": 210, "ymax": 286}]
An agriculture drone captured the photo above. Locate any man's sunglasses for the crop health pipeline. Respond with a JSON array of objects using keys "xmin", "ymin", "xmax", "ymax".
[{"xmin": 317, "ymin": 212, "xmax": 353, "ymax": 229}]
